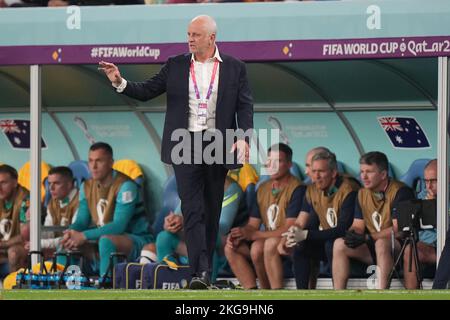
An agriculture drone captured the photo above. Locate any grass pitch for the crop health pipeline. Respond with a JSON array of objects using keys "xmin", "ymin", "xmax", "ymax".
[{"xmin": 2, "ymin": 289, "xmax": 450, "ymax": 300}]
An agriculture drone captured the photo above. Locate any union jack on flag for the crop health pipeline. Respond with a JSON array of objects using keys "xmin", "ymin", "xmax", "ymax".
[
  {"xmin": 377, "ymin": 116, "xmax": 430, "ymax": 149},
  {"xmin": 0, "ymin": 119, "xmax": 47, "ymax": 150},
  {"xmin": 0, "ymin": 120, "xmax": 21, "ymax": 134},
  {"xmin": 379, "ymin": 117, "xmax": 403, "ymax": 132}
]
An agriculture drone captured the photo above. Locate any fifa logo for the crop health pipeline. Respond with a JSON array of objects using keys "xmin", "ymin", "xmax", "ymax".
[{"xmin": 162, "ymin": 282, "xmax": 181, "ymax": 289}]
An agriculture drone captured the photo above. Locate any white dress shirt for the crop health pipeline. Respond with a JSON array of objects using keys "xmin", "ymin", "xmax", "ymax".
[
  {"xmin": 114, "ymin": 46, "xmax": 223, "ymax": 132},
  {"xmin": 188, "ymin": 46, "xmax": 222, "ymax": 132}
]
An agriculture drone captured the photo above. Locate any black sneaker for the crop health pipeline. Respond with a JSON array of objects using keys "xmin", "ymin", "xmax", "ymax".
[
  {"xmin": 189, "ymin": 271, "xmax": 210, "ymax": 290},
  {"xmin": 213, "ymin": 279, "xmax": 236, "ymax": 290}
]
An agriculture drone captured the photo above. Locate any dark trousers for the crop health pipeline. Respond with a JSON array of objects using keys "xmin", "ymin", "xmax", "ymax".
[
  {"xmin": 172, "ymin": 130, "xmax": 228, "ymax": 276},
  {"xmin": 433, "ymin": 229, "xmax": 450, "ymax": 289},
  {"xmin": 293, "ymin": 239, "xmax": 334, "ymax": 289}
]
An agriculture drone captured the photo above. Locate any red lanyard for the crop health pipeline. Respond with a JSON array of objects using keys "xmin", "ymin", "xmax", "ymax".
[{"xmin": 190, "ymin": 60, "xmax": 219, "ymax": 101}]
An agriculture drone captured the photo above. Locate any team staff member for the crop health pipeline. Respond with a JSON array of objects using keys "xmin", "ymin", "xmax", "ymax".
[
  {"xmin": 332, "ymin": 152, "xmax": 414, "ymax": 289},
  {"xmin": 99, "ymin": 15, "xmax": 253, "ymax": 289}
]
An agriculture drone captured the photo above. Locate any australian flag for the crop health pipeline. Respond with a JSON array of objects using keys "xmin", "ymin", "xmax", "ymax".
[
  {"xmin": 378, "ymin": 116, "xmax": 430, "ymax": 149},
  {"xmin": 0, "ymin": 119, "xmax": 47, "ymax": 149}
]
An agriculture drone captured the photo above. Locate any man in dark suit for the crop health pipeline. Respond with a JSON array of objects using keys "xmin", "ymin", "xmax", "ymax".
[{"xmin": 99, "ymin": 15, "xmax": 253, "ymax": 289}]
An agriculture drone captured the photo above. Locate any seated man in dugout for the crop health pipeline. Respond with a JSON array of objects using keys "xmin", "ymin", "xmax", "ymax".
[
  {"xmin": 303, "ymin": 146, "xmax": 332, "ymax": 182},
  {"xmin": 278, "ymin": 149, "xmax": 360, "ymax": 289},
  {"xmin": 332, "ymin": 151, "xmax": 414, "ymax": 289},
  {"xmin": 224, "ymin": 143, "xmax": 305, "ymax": 289},
  {"xmin": 398, "ymin": 159, "xmax": 437, "ymax": 289},
  {"xmin": 38, "ymin": 166, "xmax": 79, "ymax": 256},
  {"xmin": 61, "ymin": 142, "xmax": 155, "ymax": 279},
  {"xmin": 0, "ymin": 164, "xmax": 29, "ymax": 272}
]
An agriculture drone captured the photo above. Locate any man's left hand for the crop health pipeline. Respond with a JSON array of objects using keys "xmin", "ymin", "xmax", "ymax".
[
  {"xmin": 230, "ymin": 140, "xmax": 250, "ymax": 164},
  {"xmin": 282, "ymin": 226, "xmax": 308, "ymax": 248},
  {"xmin": 167, "ymin": 215, "xmax": 183, "ymax": 233},
  {"xmin": 426, "ymin": 189, "xmax": 436, "ymax": 200},
  {"xmin": 343, "ymin": 230, "xmax": 367, "ymax": 249},
  {"xmin": 230, "ymin": 226, "xmax": 254, "ymax": 241},
  {"xmin": 64, "ymin": 230, "xmax": 87, "ymax": 250}
]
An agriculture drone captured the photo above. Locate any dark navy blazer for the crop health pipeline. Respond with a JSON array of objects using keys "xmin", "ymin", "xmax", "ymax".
[{"xmin": 122, "ymin": 53, "xmax": 254, "ymax": 169}]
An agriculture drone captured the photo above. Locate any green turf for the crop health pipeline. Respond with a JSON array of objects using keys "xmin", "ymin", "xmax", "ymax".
[{"xmin": 2, "ymin": 289, "xmax": 450, "ymax": 300}]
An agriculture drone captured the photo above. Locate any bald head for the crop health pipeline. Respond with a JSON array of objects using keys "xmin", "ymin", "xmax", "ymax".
[
  {"xmin": 188, "ymin": 15, "xmax": 217, "ymax": 62},
  {"xmin": 424, "ymin": 159, "xmax": 437, "ymax": 173},
  {"xmin": 190, "ymin": 15, "xmax": 217, "ymax": 36},
  {"xmin": 424, "ymin": 159, "xmax": 437, "ymax": 199}
]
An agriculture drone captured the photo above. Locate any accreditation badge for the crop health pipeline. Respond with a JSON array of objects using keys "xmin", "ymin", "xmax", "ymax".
[{"xmin": 197, "ymin": 100, "xmax": 208, "ymax": 126}]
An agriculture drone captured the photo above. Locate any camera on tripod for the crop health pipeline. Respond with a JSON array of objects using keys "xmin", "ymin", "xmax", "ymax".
[
  {"xmin": 394, "ymin": 199, "xmax": 436, "ymax": 235},
  {"xmin": 388, "ymin": 199, "xmax": 437, "ymax": 288}
]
